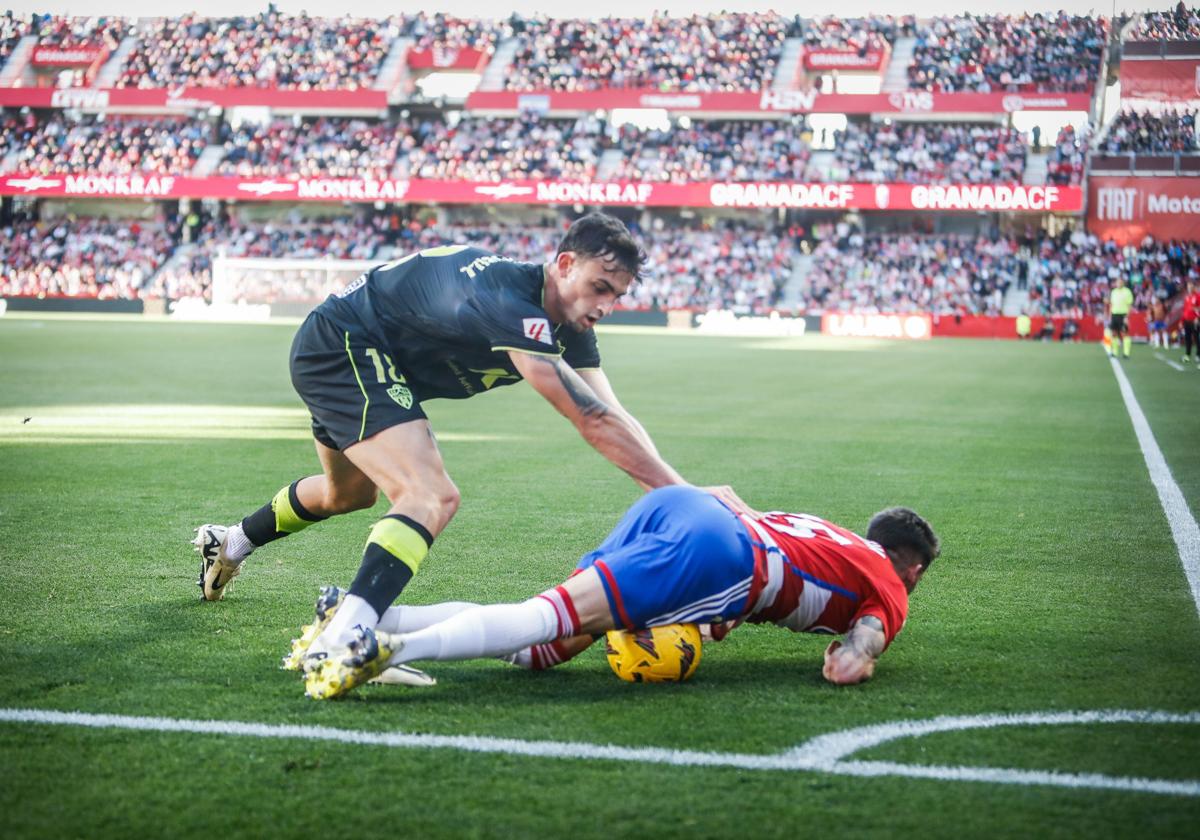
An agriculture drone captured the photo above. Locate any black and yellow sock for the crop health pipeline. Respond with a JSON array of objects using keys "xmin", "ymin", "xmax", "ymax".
[
  {"xmin": 241, "ymin": 480, "xmax": 327, "ymax": 547},
  {"xmin": 349, "ymin": 514, "xmax": 433, "ymax": 615}
]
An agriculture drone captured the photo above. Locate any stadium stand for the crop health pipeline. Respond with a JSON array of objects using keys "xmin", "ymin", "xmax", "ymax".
[
  {"xmin": 606, "ymin": 119, "xmax": 812, "ymax": 183},
  {"xmin": 1100, "ymin": 109, "xmax": 1199, "ymax": 154},
  {"xmin": 215, "ymin": 117, "xmax": 403, "ymax": 179},
  {"xmin": 907, "ymin": 13, "xmax": 1108, "ymax": 93},
  {"xmin": 3, "ymin": 114, "xmax": 208, "ymax": 176},
  {"xmin": 824, "ymin": 121, "xmax": 1027, "ymax": 184},
  {"xmin": 149, "ymin": 215, "xmax": 388, "ymax": 302},
  {"xmin": 0, "ymin": 216, "xmax": 179, "ymax": 299},
  {"xmin": 799, "ymin": 15, "xmax": 910, "ymax": 51},
  {"xmin": 3, "ymin": 8, "xmax": 1195, "ymax": 330},
  {"xmin": 1046, "ymin": 124, "xmax": 1089, "ymax": 186},
  {"xmin": 1027, "ymin": 233, "xmax": 1199, "ymax": 316},
  {"xmin": 635, "ymin": 224, "xmax": 793, "ymax": 312},
  {"xmin": 113, "ymin": 13, "xmax": 398, "ymax": 89},
  {"xmin": 0, "ymin": 13, "xmax": 33, "ymax": 64},
  {"xmin": 407, "ymin": 12, "xmax": 504, "ymax": 52},
  {"xmin": 398, "ymin": 113, "xmax": 602, "ymax": 181},
  {"xmin": 32, "ymin": 14, "xmax": 129, "ymax": 49},
  {"xmin": 804, "ymin": 233, "xmax": 1023, "ymax": 316},
  {"xmin": 502, "ymin": 13, "xmax": 788, "ymax": 91},
  {"xmin": 1129, "ymin": 5, "xmax": 1200, "ymax": 40}
]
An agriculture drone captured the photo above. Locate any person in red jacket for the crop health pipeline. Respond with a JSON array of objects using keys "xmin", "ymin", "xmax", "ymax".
[{"xmin": 1183, "ymin": 278, "xmax": 1200, "ymax": 366}]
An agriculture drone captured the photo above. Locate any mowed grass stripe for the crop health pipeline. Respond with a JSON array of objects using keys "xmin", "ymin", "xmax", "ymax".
[{"xmin": 1, "ymin": 320, "xmax": 1199, "ymax": 837}]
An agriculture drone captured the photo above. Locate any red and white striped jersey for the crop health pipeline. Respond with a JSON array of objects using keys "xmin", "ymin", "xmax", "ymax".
[{"xmin": 737, "ymin": 512, "xmax": 910, "ymax": 649}]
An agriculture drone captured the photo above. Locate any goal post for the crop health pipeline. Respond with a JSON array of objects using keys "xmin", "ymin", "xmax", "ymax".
[{"xmin": 210, "ymin": 256, "xmax": 377, "ymax": 316}]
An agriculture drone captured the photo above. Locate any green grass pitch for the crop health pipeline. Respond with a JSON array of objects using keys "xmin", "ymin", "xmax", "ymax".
[{"xmin": 1, "ymin": 315, "xmax": 1198, "ymax": 838}]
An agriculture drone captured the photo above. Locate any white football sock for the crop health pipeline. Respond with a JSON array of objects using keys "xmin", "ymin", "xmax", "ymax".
[
  {"xmin": 388, "ymin": 598, "xmax": 558, "ymax": 666},
  {"xmin": 377, "ymin": 601, "xmax": 479, "ymax": 634},
  {"xmin": 223, "ymin": 523, "xmax": 254, "ymax": 563},
  {"xmin": 319, "ymin": 594, "xmax": 380, "ymax": 648}
]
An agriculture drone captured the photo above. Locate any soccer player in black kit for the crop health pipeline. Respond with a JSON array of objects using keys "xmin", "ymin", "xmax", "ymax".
[{"xmin": 193, "ymin": 214, "xmax": 750, "ymax": 695}]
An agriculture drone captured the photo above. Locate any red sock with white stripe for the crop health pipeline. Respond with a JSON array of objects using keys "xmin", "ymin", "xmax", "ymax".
[
  {"xmin": 386, "ymin": 586, "xmax": 580, "ymax": 667},
  {"xmin": 505, "ymin": 640, "xmax": 577, "ymax": 670}
]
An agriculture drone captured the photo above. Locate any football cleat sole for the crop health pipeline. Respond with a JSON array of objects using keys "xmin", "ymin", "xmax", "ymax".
[
  {"xmin": 282, "ymin": 585, "xmax": 345, "ymax": 671},
  {"xmin": 193, "ymin": 524, "xmax": 242, "ymax": 602},
  {"xmin": 304, "ymin": 626, "xmax": 395, "ymax": 700}
]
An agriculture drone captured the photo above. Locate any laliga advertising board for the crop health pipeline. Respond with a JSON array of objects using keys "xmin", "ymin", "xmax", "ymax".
[
  {"xmin": 1088, "ymin": 177, "xmax": 1200, "ymax": 246},
  {"xmin": 821, "ymin": 314, "xmax": 933, "ymax": 340}
]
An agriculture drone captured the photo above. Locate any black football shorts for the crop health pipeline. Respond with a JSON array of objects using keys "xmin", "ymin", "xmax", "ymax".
[
  {"xmin": 1109, "ymin": 313, "xmax": 1127, "ymax": 333},
  {"xmin": 289, "ymin": 311, "xmax": 426, "ymax": 450}
]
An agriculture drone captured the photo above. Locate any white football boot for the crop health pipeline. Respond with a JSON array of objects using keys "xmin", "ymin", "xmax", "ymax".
[{"xmin": 193, "ymin": 524, "xmax": 243, "ymax": 602}]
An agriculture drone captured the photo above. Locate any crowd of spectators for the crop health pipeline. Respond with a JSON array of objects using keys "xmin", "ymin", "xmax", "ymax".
[
  {"xmin": 1045, "ymin": 124, "xmax": 1088, "ymax": 186},
  {"xmin": 606, "ymin": 119, "xmax": 813, "ymax": 183},
  {"xmin": 503, "ymin": 13, "xmax": 787, "ymax": 92},
  {"xmin": 635, "ymin": 224, "xmax": 792, "ymax": 312},
  {"xmin": 114, "ymin": 12, "xmax": 398, "ymax": 89},
  {"xmin": 10, "ymin": 209, "xmax": 1197, "ymax": 324},
  {"xmin": 824, "ymin": 122, "xmax": 1026, "ymax": 184},
  {"xmin": 1028, "ymin": 231, "xmax": 1199, "ymax": 317},
  {"xmin": 216, "ymin": 117, "xmax": 403, "ymax": 179},
  {"xmin": 2, "ymin": 11, "xmax": 1136, "ymax": 94},
  {"xmin": 32, "ymin": 15, "xmax": 129, "ymax": 49},
  {"xmin": 406, "ymin": 12, "xmax": 504, "ymax": 52},
  {"xmin": 1, "ymin": 12, "xmax": 32, "ymax": 63},
  {"xmin": 150, "ymin": 215, "xmax": 388, "ymax": 302},
  {"xmin": 804, "ymin": 232, "xmax": 1024, "ymax": 315},
  {"xmin": 799, "ymin": 15, "xmax": 911, "ymax": 53},
  {"xmin": 1101, "ymin": 109, "xmax": 1198, "ymax": 153},
  {"xmin": 1129, "ymin": 4, "xmax": 1200, "ymax": 40},
  {"xmin": 0, "ymin": 216, "xmax": 178, "ymax": 299},
  {"xmin": 907, "ymin": 13, "xmax": 1108, "ymax": 93},
  {"xmin": 398, "ymin": 113, "xmax": 602, "ymax": 181},
  {"xmin": 2, "ymin": 114, "xmax": 208, "ymax": 176}
]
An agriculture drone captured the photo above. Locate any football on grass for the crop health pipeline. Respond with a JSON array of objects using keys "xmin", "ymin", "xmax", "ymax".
[{"xmin": 605, "ymin": 624, "xmax": 703, "ymax": 683}]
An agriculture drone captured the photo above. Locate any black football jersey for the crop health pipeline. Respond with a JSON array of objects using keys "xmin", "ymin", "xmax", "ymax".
[{"xmin": 315, "ymin": 245, "xmax": 601, "ymax": 400}]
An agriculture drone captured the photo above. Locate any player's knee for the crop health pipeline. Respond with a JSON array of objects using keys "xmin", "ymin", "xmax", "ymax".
[
  {"xmin": 380, "ymin": 475, "xmax": 459, "ymax": 526},
  {"xmin": 433, "ymin": 479, "xmax": 461, "ymax": 521}
]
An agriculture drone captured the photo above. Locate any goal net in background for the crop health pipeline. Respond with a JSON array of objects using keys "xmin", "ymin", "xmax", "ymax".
[{"xmin": 210, "ymin": 257, "xmax": 376, "ymax": 318}]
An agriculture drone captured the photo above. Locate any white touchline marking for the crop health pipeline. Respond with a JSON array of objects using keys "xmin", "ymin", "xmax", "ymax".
[
  {"xmin": 2, "ymin": 707, "xmax": 1198, "ymax": 797},
  {"xmin": 1155, "ymin": 353, "xmax": 1187, "ymax": 372},
  {"xmin": 1110, "ymin": 357, "xmax": 1200, "ymax": 619}
]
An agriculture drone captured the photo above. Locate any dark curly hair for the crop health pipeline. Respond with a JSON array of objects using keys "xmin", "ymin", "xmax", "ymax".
[
  {"xmin": 866, "ymin": 507, "xmax": 940, "ymax": 569},
  {"xmin": 556, "ymin": 214, "xmax": 646, "ymax": 280}
]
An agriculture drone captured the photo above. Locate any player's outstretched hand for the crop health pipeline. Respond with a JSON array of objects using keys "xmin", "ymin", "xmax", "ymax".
[
  {"xmin": 699, "ymin": 619, "xmax": 741, "ymax": 642},
  {"xmin": 822, "ymin": 640, "xmax": 877, "ymax": 685},
  {"xmin": 700, "ymin": 485, "xmax": 762, "ymax": 519}
]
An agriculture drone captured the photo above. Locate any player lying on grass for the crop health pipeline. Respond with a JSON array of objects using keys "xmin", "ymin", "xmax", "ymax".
[
  {"xmin": 297, "ymin": 485, "xmax": 940, "ymax": 699},
  {"xmin": 194, "ymin": 214, "xmax": 752, "ymax": 668}
]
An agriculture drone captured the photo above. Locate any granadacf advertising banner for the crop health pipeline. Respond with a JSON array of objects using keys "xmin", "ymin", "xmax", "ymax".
[
  {"xmin": 0, "ymin": 174, "xmax": 1083, "ymax": 212},
  {"xmin": 1088, "ymin": 176, "xmax": 1200, "ymax": 245},
  {"xmin": 802, "ymin": 49, "xmax": 887, "ymax": 71},
  {"xmin": 465, "ymin": 89, "xmax": 1092, "ymax": 114},
  {"xmin": 0, "ymin": 86, "xmax": 388, "ymax": 111},
  {"xmin": 1119, "ymin": 59, "xmax": 1200, "ymax": 103},
  {"xmin": 406, "ymin": 47, "xmax": 490, "ymax": 70},
  {"xmin": 30, "ymin": 46, "xmax": 106, "ymax": 67}
]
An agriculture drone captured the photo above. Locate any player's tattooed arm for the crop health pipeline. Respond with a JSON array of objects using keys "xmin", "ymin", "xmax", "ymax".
[
  {"xmin": 509, "ymin": 350, "xmax": 686, "ymax": 490},
  {"xmin": 550, "ymin": 358, "xmax": 608, "ymax": 419},
  {"xmin": 822, "ymin": 616, "xmax": 886, "ymax": 685}
]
